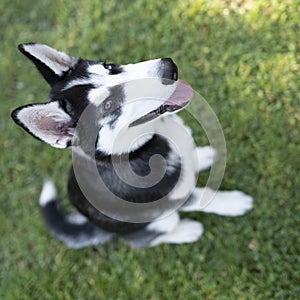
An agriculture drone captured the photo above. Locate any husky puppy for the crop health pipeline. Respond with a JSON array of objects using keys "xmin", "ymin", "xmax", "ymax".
[{"xmin": 12, "ymin": 44, "xmax": 253, "ymax": 248}]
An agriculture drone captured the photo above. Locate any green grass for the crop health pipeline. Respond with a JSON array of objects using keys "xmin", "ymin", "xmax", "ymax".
[{"xmin": 1, "ymin": 0, "xmax": 299, "ymax": 298}]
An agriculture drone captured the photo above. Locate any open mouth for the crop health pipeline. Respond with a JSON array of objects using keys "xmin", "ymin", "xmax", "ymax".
[{"xmin": 129, "ymin": 80, "xmax": 193, "ymax": 127}]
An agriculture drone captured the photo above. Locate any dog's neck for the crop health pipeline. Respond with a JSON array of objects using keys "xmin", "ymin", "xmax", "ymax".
[
  {"xmin": 95, "ymin": 120, "xmax": 156, "ymax": 156},
  {"xmin": 72, "ymin": 132, "xmax": 170, "ymax": 164}
]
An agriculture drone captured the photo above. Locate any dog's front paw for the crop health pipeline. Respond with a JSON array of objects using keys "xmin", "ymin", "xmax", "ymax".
[{"xmin": 195, "ymin": 146, "xmax": 216, "ymax": 172}]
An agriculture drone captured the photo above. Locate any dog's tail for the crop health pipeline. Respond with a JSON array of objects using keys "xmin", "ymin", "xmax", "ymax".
[{"xmin": 39, "ymin": 181, "xmax": 114, "ymax": 249}]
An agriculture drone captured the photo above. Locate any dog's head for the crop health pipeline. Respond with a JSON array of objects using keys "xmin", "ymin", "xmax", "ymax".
[{"xmin": 12, "ymin": 44, "xmax": 193, "ymax": 154}]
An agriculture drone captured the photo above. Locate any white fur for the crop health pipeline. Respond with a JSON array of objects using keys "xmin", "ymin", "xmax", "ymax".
[
  {"xmin": 96, "ymin": 123, "xmax": 154, "ymax": 155},
  {"xmin": 64, "ymin": 59, "xmax": 164, "ymax": 91},
  {"xmin": 88, "ymin": 64, "xmax": 110, "ymax": 76},
  {"xmin": 39, "ymin": 181, "xmax": 57, "ymax": 206},
  {"xmin": 66, "ymin": 213, "xmax": 88, "ymax": 225},
  {"xmin": 166, "ymin": 150, "xmax": 181, "ymax": 174},
  {"xmin": 146, "ymin": 212, "xmax": 180, "ymax": 233},
  {"xmin": 180, "ymin": 187, "xmax": 253, "ymax": 216},
  {"xmin": 22, "ymin": 44, "xmax": 77, "ymax": 76},
  {"xmin": 195, "ymin": 146, "xmax": 216, "ymax": 172},
  {"xmin": 121, "ymin": 78, "xmax": 176, "ymax": 124},
  {"xmin": 88, "ymin": 86, "xmax": 110, "ymax": 105},
  {"xmin": 152, "ymin": 115, "xmax": 198, "ymax": 201},
  {"xmin": 150, "ymin": 219, "xmax": 204, "ymax": 246},
  {"xmin": 17, "ymin": 44, "xmax": 255, "ymax": 249},
  {"xmin": 95, "ymin": 82, "xmax": 177, "ymax": 155},
  {"xmin": 77, "ymin": 59, "xmax": 178, "ymax": 155},
  {"xmin": 64, "ymin": 229, "xmax": 115, "ymax": 249},
  {"xmin": 16, "ymin": 102, "xmax": 74, "ymax": 148}
]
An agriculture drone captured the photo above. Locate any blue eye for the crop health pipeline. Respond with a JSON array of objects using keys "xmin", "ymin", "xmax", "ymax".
[{"xmin": 60, "ymin": 100, "xmax": 72, "ymax": 115}]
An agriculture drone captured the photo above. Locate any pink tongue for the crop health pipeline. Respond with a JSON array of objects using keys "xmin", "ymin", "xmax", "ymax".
[{"xmin": 164, "ymin": 80, "xmax": 194, "ymax": 106}]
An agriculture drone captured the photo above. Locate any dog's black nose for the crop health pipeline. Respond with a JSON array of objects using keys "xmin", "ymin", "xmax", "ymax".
[{"xmin": 161, "ymin": 58, "xmax": 178, "ymax": 85}]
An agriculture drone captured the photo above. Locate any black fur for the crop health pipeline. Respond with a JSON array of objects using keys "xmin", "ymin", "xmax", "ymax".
[
  {"xmin": 12, "ymin": 44, "xmax": 187, "ymax": 246},
  {"xmin": 41, "ymin": 200, "xmax": 115, "ymax": 248},
  {"xmin": 160, "ymin": 58, "xmax": 178, "ymax": 85},
  {"xmin": 69, "ymin": 135, "xmax": 181, "ymax": 234},
  {"xmin": 11, "ymin": 103, "xmax": 44, "ymax": 142},
  {"xmin": 18, "ymin": 44, "xmax": 62, "ymax": 86},
  {"xmin": 100, "ymin": 85, "xmax": 124, "ymax": 124},
  {"xmin": 50, "ymin": 60, "xmax": 94, "ymax": 121},
  {"xmin": 103, "ymin": 62, "xmax": 123, "ymax": 75}
]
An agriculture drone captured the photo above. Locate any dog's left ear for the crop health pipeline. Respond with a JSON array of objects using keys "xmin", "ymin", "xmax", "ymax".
[
  {"xmin": 18, "ymin": 43, "xmax": 78, "ymax": 86},
  {"xmin": 11, "ymin": 102, "xmax": 75, "ymax": 148}
]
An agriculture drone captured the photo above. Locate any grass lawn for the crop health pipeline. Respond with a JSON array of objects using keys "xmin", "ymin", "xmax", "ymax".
[{"xmin": 1, "ymin": 0, "xmax": 299, "ymax": 299}]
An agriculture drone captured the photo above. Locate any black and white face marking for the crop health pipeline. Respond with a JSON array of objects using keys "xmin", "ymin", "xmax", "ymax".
[
  {"xmin": 64, "ymin": 57, "xmax": 182, "ymax": 128},
  {"xmin": 12, "ymin": 43, "xmax": 193, "ymax": 154},
  {"xmin": 66, "ymin": 58, "xmax": 191, "ymax": 154}
]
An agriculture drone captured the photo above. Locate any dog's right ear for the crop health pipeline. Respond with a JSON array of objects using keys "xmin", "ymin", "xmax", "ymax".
[
  {"xmin": 18, "ymin": 43, "xmax": 78, "ymax": 86},
  {"xmin": 11, "ymin": 101, "xmax": 75, "ymax": 149}
]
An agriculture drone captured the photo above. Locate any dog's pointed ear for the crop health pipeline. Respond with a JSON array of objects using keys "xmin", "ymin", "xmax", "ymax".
[
  {"xmin": 18, "ymin": 43, "xmax": 78, "ymax": 86},
  {"xmin": 11, "ymin": 102, "xmax": 75, "ymax": 148}
]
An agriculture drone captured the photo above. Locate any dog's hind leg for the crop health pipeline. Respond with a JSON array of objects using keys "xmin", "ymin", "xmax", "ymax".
[
  {"xmin": 124, "ymin": 212, "xmax": 203, "ymax": 247},
  {"xmin": 148, "ymin": 218, "xmax": 204, "ymax": 247},
  {"xmin": 40, "ymin": 181, "xmax": 115, "ymax": 249},
  {"xmin": 123, "ymin": 213, "xmax": 180, "ymax": 248},
  {"xmin": 180, "ymin": 187, "xmax": 253, "ymax": 216}
]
